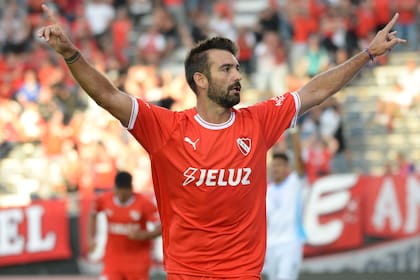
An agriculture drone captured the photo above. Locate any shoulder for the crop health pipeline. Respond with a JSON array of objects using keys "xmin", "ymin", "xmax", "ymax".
[
  {"xmin": 288, "ymin": 172, "xmax": 305, "ymax": 185},
  {"xmin": 134, "ymin": 193, "xmax": 155, "ymax": 206},
  {"xmin": 129, "ymin": 98, "xmax": 192, "ymax": 130},
  {"xmin": 100, "ymin": 192, "xmax": 114, "ymax": 201},
  {"xmin": 134, "ymin": 97, "xmax": 192, "ymax": 113},
  {"xmin": 244, "ymin": 92, "xmax": 299, "ymax": 112},
  {"xmin": 95, "ymin": 191, "xmax": 113, "ymax": 208},
  {"xmin": 97, "ymin": 191, "xmax": 111, "ymax": 199},
  {"xmin": 266, "ymin": 183, "xmax": 276, "ymax": 194}
]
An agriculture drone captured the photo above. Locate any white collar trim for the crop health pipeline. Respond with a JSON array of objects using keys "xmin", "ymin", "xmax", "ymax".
[
  {"xmin": 194, "ymin": 111, "xmax": 235, "ymax": 130},
  {"xmin": 113, "ymin": 195, "xmax": 135, "ymax": 207}
]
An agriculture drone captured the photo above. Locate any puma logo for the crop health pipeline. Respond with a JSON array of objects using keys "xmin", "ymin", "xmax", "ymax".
[{"xmin": 184, "ymin": 137, "xmax": 199, "ymax": 150}]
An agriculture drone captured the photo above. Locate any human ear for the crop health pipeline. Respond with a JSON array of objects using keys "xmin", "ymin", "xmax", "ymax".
[{"xmin": 193, "ymin": 72, "xmax": 208, "ymax": 89}]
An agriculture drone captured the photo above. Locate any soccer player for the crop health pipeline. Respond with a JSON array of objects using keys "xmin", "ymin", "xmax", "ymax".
[
  {"xmin": 38, "ymin": 4, "xmax": 405, "ymax": 279},
  {"xmin": 264, "ymin": 128, "xmax": 306, "ymax": 280},
  {"xmin": 88, "ymin": 171, "xmax": 161, "ymax": 280}
]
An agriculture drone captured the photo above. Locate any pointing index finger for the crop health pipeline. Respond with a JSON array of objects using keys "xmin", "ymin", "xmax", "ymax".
[
  {"xmin": 41, "ymin": 3, "xmax": 59, "ymax": 24},
  {"xmin": 383, "ymin": 13, "xmax": 399, "ymax": 33}
]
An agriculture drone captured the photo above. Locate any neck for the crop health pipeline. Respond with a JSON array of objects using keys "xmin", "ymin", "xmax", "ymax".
[
  {"xmin": 273, "ymin": 174, "xmax": 289, "ymax": 185},
  {"xmin": 273, "ymin": 179, "xmax": 285, "ymax": 185},
  {"xmin": 195, "ymin": 102, "xmax": 232, "ymax": 124}
]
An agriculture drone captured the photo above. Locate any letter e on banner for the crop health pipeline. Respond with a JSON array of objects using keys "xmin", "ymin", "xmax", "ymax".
[
  {"xmin": 0, "ymin": 209, "xmax": 24, "ymax": 256},
  {"xmin": 0, "ymin": 200, "xmax": 71, "ymax": 266},
  {"xmin": 304, "ymin": 174, "xmax": 363, "ymax": 256}
]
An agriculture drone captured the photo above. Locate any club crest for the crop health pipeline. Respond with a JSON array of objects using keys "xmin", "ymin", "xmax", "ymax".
[
  {"xmin": 237, "ymin": 138, "xmax": 251, "ymax": 156},
  {"xmin": 129, "ymin": 210, "xmax": 141, "ymax": 221}
]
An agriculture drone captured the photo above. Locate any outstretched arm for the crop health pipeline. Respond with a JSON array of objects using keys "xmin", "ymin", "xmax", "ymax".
[
  {"xmin": 297, "ymin": 13, "xmax": 406, "ymax": 115},
  {"xmin": 37, "ymin": 4, "xmax": 132, "ymax": 127}
]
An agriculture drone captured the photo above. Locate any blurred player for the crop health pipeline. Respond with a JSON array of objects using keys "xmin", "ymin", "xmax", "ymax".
[
  {"xmin": 264, "ymin": 128, "xmax": 306, "ymax": 280},
  {"xmin": 88, "ymin": 171, "xmax": 161, "ymax": 280},
  {"xmin": 39, "ymin": 4, "xmax": 404, "ymax": 279}
]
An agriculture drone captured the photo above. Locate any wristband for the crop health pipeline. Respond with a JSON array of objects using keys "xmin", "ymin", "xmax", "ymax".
[
  {"xmin": 364, "ymin": 48, "xmax": 375, "ymax": 63},
  {"xmin": 64, "ymin": 51, "xmax": 81, "ymax": 64}
]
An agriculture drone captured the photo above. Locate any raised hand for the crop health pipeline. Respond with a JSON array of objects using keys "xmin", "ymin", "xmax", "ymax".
[
  {"xmin": 37, "ymin": 4, "xmax": 77, "ymax": 58},
  {"xmin": 367, "ymin": 13, "xmax": 407, "ymax": 57}
]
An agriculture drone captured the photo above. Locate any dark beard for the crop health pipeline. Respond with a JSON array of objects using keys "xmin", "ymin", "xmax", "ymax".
[{"xmin": 207, "ymin": 82, "xmax": 240, "ymax": 108}]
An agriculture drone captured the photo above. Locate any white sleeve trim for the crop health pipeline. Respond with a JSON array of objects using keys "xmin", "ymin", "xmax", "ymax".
[
  {"xmin": 126, "ymin": 96, "xmax": 138, "ymax": 130},
  {"xmin": 290, "ymin": 91, "xmax": 301, "ymax": 128}
]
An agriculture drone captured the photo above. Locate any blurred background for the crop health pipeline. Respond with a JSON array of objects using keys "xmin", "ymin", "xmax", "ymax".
[{"xmin": 0, "ymin": 0, "xmax": 419, "ymax": 279}]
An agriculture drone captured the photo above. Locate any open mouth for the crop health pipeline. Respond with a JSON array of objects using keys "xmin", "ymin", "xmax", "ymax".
[{"xmin": 230, "ymin": 85, "xmax": 241, "ymax": 94}]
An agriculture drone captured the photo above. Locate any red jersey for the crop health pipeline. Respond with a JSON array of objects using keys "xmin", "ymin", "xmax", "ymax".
[
  {"xmin": 94, "ymin": 192, "xmax": 159, "ymax": 271},
  {"xmin": 127, "ymin": 92, "xmax": 301, "ymax": 277}
]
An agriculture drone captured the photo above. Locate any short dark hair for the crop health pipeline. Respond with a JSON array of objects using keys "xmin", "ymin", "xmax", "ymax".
[
  {"xmin": 272, "ymin": 152, "xmax": 289, "ymax": 162},
  {"xmin": 184, "ymin": 37, "xmax": 238, "ymax": 94},
  {"xmin": 115, "ymin": 171, "xmax": 132, "ymax": 189}
]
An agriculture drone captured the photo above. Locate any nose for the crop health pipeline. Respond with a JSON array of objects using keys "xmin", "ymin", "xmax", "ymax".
[{"xmin": 233, "ymin": 68, "xmax": 242, "ymax": 82}]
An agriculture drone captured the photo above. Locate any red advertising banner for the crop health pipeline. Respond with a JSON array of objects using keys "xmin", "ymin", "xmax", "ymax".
[
  {"xmin": 363, "ymin": 175, "xmax": 420, "ymax": 239},
  {"xmin": 303, "ymin": 174, "xmax": 364, "ymax": 256},
  {"xmin": 303, "ymin": 174, "xmax": 420, "ymax": 257},
  {"xmin": 0, "ymin": 199, "xmax": 72, "ymax": 266}
]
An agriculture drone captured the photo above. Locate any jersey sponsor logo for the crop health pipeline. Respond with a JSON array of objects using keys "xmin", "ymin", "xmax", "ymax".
[
  {"xmin": 184, "ymin": 136, "xmax": 199, "ymax": 150},
  {"xmin": 183, "ymin": 167, "xmax": 252, "ymax": 187},
  {"xmin": 108, "ymin": 222, "xmax": 140, "ymax": 235},
  {"xmin": 237, "ymin": 138, "xmax": 251, "ymax": 156},
  {"xmin": 272, "ymin": 95, "xmax": 286, "ymax": 107}
]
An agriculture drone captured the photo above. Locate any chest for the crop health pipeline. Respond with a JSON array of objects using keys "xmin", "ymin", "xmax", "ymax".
[
  {"xmin": 102, "ymin": 203, "xmax": 143, "ymax": 224},
  {"xmin": 172, "ymin": 118, "xmax": 263, "ymax": 164}
]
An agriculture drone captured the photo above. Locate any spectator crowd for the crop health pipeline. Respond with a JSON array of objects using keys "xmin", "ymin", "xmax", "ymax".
[{"xmin": 0, "ymin": 0, "xmax": 419, "ymax": 199}]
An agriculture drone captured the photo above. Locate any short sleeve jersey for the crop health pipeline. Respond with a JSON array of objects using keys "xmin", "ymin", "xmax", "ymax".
[
  {"xmin": 127, "ymin": 92, "xmax": 301, "ymax": 277},
  {"xmin": 94, "ymin": 192, "xmax": 159, "ymax": 271}
]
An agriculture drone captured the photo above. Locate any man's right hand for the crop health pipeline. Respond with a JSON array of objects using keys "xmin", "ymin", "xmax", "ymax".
[{"xmin": 37, "ymin": 4, "xmax": 78, "ymax": 58}]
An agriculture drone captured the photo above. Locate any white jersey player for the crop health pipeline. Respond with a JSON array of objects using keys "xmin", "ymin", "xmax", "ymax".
[{"xmin": 264, "ymin": 128, "xmax": 306, "ymax": 280}]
